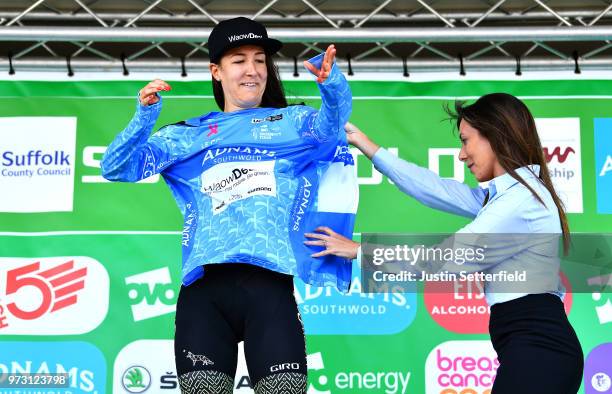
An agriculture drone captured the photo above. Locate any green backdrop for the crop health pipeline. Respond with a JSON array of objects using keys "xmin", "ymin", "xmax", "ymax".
[{"xmin": 0, "ymin": 77, "xmax": 610, "ymax": 394}]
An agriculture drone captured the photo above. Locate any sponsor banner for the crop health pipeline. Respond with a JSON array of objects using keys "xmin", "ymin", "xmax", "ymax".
[
  {"xmin": 425, "ymin": 340, "xmax": 498, "ymax": 394},
  {"xmin": 0, "ymin": 256, "xmax": 109, "ymax": 335},
  {"xmin": 306, "ymin": 351, "xmax": 412, "ymax": 394},
  {"xmin": 200, "ymin": 160, "xmax": 277, "ymax": 215},
  {"xmin": 0, "ymin": 341, "xmax": 106, "ymax": 394},
  {"xmin": 535, "ymin": 118, "xmax": 583, "ymax": 213},
  {"xmin": 0, "ymin": 116, "xmax": 76, "ymax": 213},
  {"xmin": 594, "ymin": 119, "xmax": 612, "ymax": 214},
  {"xmin": 584, "ymin": 343, "xmax": 612, "ymax": 394},
  {"xmin": 125, "ymin": 267, "xmax": 177, "ymax": 322},
  {"xmin": 294, "ymin": 262, "xmax": 417, "ymax": 335},
  {"xmin": 113, "ymin": 340, "xmax": 254, "ymax": 393},
  {"xmin": 424, "ymin": 272, "xmax": 574, "ymax": 334}
]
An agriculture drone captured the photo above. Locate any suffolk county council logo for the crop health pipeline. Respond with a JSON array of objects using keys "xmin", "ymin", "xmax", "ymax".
[{"xmin": 122, "ymin": 365, "xmax": 152, "ymax": 393}]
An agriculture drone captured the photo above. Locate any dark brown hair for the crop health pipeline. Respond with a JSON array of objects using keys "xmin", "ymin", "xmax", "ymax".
[
  {"xmin": 212, "ymin": 53, "xmax": 288, "ymax": 110},
  {"xmin": 446, "ymin": 93, "xmax": 570, "ymax": 254}
]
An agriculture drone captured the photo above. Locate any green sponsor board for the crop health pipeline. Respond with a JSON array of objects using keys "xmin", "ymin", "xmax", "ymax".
[{"xmin": 1, "ymin": 79, "xmax": 611, "ymax": 393}]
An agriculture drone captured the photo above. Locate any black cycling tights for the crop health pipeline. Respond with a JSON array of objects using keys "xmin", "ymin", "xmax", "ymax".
[{"xmin": 174, "ymin": 263, "xmax": 307, "ymax": 394}]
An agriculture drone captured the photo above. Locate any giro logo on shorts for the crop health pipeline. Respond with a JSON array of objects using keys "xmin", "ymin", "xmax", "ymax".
[
  {"xmin": 270, "ymin": 363, "xmax": 300, "ymax": 373},
  {"xmin": 0, "ymin": 117, "xmax": 76, "ymax": 212},
  {"xmin": 1, "ymin": 341, "xmax": 106, "ymax": 394},
  {"xmin": 425, "ymin": 341, "xmax": 499, "ymax": 394},
  {"xmin": 0, "ymin": 257, "xmax": 109, "ymax": 335},
  {"xmin": 125, "ymin": 267, "xmax": 177, "ymax": 322},
  {"xmin": 122, "ymin": 366, "xmax": 152, "ymax": 393},
  {"xmin": 585, "ymin": 343, "xmax": 612, "ymax": 394}
]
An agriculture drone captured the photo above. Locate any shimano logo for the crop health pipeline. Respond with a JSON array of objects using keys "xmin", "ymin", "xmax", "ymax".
[{"xmin": 228, "ymin": 33, "xmax": 262, "ymax": 43}]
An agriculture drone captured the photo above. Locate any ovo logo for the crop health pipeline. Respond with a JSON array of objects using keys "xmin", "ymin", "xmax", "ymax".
[
  {"xmin": 0, "ymin": 256, "xmax": 109, "ymax": 335},
  {"xmin": 125, "ymin": 267, "xmax": 177, "ymax": 322}
]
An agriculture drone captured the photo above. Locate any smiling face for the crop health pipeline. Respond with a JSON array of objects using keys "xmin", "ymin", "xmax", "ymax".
[
  {"xmin": 209, "ymin": 45, "xmax": 267, "ymax": 112},
  {"xmin": 458, "ymin": 119, "xmax": 505, "ymax": 182}
]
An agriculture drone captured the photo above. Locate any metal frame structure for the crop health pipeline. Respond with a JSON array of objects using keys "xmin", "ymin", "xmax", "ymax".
[{"xmin": 2, "ymin": 0, "xmax": 612, "ymax": 75}]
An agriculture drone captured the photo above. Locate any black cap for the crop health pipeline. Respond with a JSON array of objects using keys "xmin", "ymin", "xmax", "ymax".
[{"xmin": 207, "ymin": 17, "xmax": 283, "ymax": 63}]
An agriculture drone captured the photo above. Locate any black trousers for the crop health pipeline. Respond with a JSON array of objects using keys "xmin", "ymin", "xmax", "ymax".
[
  {"xmin": 174, "ymin": 263, "xmax": 307, "ymax": 393},
  {"xmin": 489, "ymin": 293, "xmax": 584, "ymax": 394}
]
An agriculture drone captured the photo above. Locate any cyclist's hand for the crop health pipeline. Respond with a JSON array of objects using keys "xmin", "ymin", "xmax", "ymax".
[{"xmin": 139, "ymin": 79, "xmax": 171, "ymax": 106}]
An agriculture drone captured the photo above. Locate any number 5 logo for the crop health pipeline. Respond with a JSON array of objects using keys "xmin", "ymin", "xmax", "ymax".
[{"xmin": 5, "ymin": 261, "xmax": 87, "ymax": 320}]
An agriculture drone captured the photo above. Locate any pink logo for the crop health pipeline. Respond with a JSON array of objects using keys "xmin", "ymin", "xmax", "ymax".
[
  {"xmin": 207, "ymin": 123, "xmax": 219, "ymax": 137},
  {"xmin": 426, "ymin": 341, "xmax": 498, "ymax": 394}
]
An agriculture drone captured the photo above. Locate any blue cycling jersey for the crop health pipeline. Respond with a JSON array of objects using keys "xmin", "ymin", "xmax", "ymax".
[{"xmin": 101, "ymin": 54, "xmax": 357, "ymax": 291}]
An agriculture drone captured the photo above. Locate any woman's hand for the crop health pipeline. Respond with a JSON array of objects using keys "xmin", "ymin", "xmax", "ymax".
[
  {"xmin": 344, "ymin": 122, "xmax": 380, "ymax": 159},
  {"xmin": 304, "ymin": 226, "xmax": 360, "ymax": 259},
  {"xmin": 303, "ymin": 44, "xmax": 336, "ymax": 84},
  {"xmin": 139, "ymin": 79, "xmax": 172, "ymax": 106}
]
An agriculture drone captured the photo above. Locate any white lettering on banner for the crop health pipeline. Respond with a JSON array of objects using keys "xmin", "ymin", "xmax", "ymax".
[
  {"xmin": 306, "ymin": 352, "xmax": 411, "ymax": 394},
  {"xmin": 125, "ymin": 267, "xmax": 176, "ymax": 322},
  {"xmin": 201, "ymin": 160, "xmax": 276, "ymax": 215},
  {"xmin": 601, "ymin": 155, "xmax": 612, "ymax": 176},
  {"xmin": 428, "ymin": 148, "xmax": 464, "ymax": 182},
  {"xmin": 82, "ymin": 146, "xmax": 160, "ymax": 184}
]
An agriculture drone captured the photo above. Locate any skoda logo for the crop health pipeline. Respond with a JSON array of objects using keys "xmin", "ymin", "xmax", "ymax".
[{"xmin": 122, "ymin": 365, "xmax": 152, "ymax": 393}]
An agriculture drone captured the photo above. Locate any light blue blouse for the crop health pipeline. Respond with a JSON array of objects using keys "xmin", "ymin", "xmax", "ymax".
[{"xmin": 370, "ymin": 147, "xmax": 564, "ymax": 306}]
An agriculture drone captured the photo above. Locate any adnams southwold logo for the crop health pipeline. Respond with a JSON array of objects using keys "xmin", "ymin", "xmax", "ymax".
[
  {"xmin": 0, "ymin": 116, "xmax": 77, "ymax": 212},
  {"xmin": 294, "ymin": 262, "xmax": 417, "ymax": 335},
  {"xmin": 0, "ymin": 341, "xmax": 106, "ymax": 394},
  {"xmin": 125, "ymin": 267, "xmax": 178, "ymax": 322},
  {"xmin": 425, "ymin": 340, "xmax": 499, "ymax": 394},
  {"xmin": 0, "ymin": 256, "xmax": 109, "ymax": 335}
]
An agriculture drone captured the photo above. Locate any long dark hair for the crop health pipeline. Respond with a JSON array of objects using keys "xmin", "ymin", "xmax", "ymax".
[
  {"xmin": 212, "ymin": 53, "xmax": 288, "ymax": 110},
  {"xmin": 446, "ymin": 93, "xmax": 570, "ymax": 254}
]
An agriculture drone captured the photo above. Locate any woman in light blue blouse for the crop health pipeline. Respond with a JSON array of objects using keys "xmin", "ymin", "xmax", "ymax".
[{"xmin": 305, "ymin": 93, "xmax": 583, "ymax": 393}]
